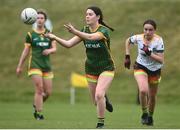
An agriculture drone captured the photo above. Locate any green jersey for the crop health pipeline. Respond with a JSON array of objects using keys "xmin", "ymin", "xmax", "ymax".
[
  {"xmin": 26, "ymin": 29, "xmax": 52, "ymax": 72},
  {"xmin": 82, "ymin": 25, "xmax": 115, "ymax": 75}
]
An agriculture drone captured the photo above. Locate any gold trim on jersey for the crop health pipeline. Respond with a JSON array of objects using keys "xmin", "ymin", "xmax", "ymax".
[
  {"xmin": 28, "ymin": 48, "xmax": 32, "ymax": 70},
  {"xmin": 86, "ymin": 24, "xmax": 107, "ymax": 40},
  {"xmin": 24, "ymin": 43, "xmax": 31, "ymax": 48},
  {"xmin": 97, "ymin": 32, "xmax": 107, "ymax": 40},
  {"xmin": 100, "ymin": 24, "xmax": 115, "ymax": 69},
  {"xmin": 27, "ymin": 32, "xmax": 32, "ymax": 43},
  {"xmin": 89, "ymin": 24, "xmax": 100, "ymax": 32},
  {"xmin": 33, "ymin": 28, "xmax": 46, "ymax": 34},
  {"xmin": 104, "ymin": 40, "xmax": 116, "ymax": 69}
]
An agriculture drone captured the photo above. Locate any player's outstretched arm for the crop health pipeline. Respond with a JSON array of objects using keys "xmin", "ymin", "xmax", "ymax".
[
  {"xmin": 44, "ymin": 33, "xmax": 82, "ymax": 48},
  {"xmin": 64, "ymin": 23, "xmax": 103, "ymax": 41}
]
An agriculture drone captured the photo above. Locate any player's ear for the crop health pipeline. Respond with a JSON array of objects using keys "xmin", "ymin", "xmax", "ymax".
[{"xmin": 97, "ymin": 15, "xmax": 100, "ymax": 21}]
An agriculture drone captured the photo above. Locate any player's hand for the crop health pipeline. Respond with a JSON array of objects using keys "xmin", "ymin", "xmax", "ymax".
[
  {"xmin": 16, "ymin": 67, "xmax": 22, "ymax": 77},
  {"xmin": 64, "ymin": 23, "xmax": 76, "ymax": 34},
  {"xmin": 124, "ymin": 55, "xmax": 131, "ymax": 69},
  {"xmin": 44, "ymin": 33, "xmax": 56, "ymax": 40},
  {"xmin": 42, "ymin": 49, "xmax": 51, "ymax": 56},
  {"xmin": 142, "ymin": 44, "xmax": 152, "ymax": 56}
]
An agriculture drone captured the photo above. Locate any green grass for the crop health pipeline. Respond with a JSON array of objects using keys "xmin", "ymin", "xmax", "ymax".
[
  {"xmin": 0, "ymin": 102, "xmax": 180, "ymax": 129},
  {"xmin": 0, "ymin": 0, "xmax": 180, "ymax": 122}
]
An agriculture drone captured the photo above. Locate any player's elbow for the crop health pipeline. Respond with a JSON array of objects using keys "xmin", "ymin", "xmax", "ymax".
[
  {"xmin": 52, "ymin": 48, "xmax": 57, "ymax": 54},
  {"xmin": 86, "ymin": 34, "xmax": 99, "ymax": 41},
  {"xmin": 66, "ymin": 43, "xmax": 73, "ymax": 48},
  {"xmin": 156, "ymin": 57, "xmax": 164, "ymax": 64},
  {"xmin": 126, "ymin": 38, "xmax": 131, "ymax": 45},
  {"xmin": 64, "ymin": 44, "xmax": 73, "ymax": 48},
  {"xmin": 82, "ymin": 35, "xmax": 93, "ymax": 40}
]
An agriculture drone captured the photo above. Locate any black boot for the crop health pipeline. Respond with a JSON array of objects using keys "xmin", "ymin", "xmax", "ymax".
[
  {"xmin": 146, "ymin": 116, "xmax": 153, "ymax": 126},
  {"xmin": 105, "ymin": 94, "xmax": 113, "ymax": 112},
  {"xmin": 141, "ymin": 113, "xmax": 148, "ymax": 125}
]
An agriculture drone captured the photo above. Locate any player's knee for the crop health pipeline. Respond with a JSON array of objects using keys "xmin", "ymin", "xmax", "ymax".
[
  {"xmin": 139, "ymin": 89, "xmax": 148, "ymax": 96},
  {"xmin": 36, "ymin": 90, "xmax": 43, "ymax": 95},
  {"xmin": 35, "ymin": 82, "xmax": 43, "ymax": 88},
  {"xmin": 35, "ymin": 86, "xmax": 44, "ymax": 95},
  {"xmin": 95, "ymin": 92, "xmax": 104, "ymax": 101}
]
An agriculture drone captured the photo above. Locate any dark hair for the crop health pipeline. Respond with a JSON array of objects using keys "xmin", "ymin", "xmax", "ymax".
[
  {"xmin": 143, "ymin": 19, "xmax": 157, "ymax": 30},
  {"xmin": 37, "ymin": 9, "xmax": 47, "ymax": 20},
  {"xmin": 87, "ymin": 6, "xmax": 114, "ymax": 31}
]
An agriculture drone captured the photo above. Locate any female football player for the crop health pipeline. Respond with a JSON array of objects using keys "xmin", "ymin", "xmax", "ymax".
[
  {"xmin": 124, "ymin": 19, "xmax": 164, "ymax": 126},
  {"xmin": 45, "ymin": 6, "xmax": 115, "ymax": 128},
  {"xmin": 16, "ymin": 10, "xmax": 57, "ymax": 120}
]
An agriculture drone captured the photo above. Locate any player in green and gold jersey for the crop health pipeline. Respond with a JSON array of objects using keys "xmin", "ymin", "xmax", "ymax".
[
  {"xmin": 16, "ymin": 10, "xmax": 56, "ymax": 120},
  {"xmin": 45, "ymin": 6, "xmax": 114, "ymax": 128}
]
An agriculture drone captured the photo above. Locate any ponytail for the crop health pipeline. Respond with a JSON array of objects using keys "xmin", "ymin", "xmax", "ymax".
[{"xmin": 100, "ymin": 20, "xmax": 114, "ymax": 32}]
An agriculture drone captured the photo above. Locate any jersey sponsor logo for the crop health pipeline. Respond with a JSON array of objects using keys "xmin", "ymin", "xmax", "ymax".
[
  {"xmin": 85, "ymin": 43, "xmax": 101, "ymax": 48},
  {"xmin": 37, "ymin": 42, "xmax": 49, "ymax": 47},
  {"xmin": 33, "ymin": 37, "xmax": 39, "ymax": 41}
]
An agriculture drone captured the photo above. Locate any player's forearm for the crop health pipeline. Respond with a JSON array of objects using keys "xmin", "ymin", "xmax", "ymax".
[
  {"xmin": 125, "ymin": 38, "xmax": 131, "ymax": 55},
  {"xmin": 73, "ymin": 30, "xmax": 99, "ymax": 40},
  {"xmin": 150, "ymin": 53, "xmax": 164, "ymax": 64},
  {"xmin": 48, "ymin": 47, "xmax": 56, "ymax": 54},
  {"xmin": 54, "ymin": 36, "xmax": 72, "ymax": 48},
  {"xmin": 49, "ymin": 41, "xmax": 57, "ymax": 54},
  {"xmin": 17, "ymin": 48, "xmax": 29, "ymax": 68}
]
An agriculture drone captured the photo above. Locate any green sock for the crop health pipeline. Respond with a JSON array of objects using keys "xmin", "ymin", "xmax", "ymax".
[
  {"xmin": 98, "ymin": 118, "xmax": 104, "ymax": 124},
  {"xmin": 37, "ymin": 111, "xmax": 43, "ymax": 115},
  {"xmin": 149, "ymin": 111, "xmax": 153, "ymax": 117},
  {"xmin": 142, "ymin": 107, "xmax": 148, "ymax": 114}
]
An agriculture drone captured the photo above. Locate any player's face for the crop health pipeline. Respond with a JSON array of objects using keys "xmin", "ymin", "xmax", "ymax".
[
  {"xmin": 36, "ymin": 14, "xmax": 46, "ymax": 27},
  {"xmin": 85, "ymin": 9, "xmax": 99, "ymax": 25},
  {"xmin": 143, "ymin": 24, "xmax": 155, "ymax": 39}
]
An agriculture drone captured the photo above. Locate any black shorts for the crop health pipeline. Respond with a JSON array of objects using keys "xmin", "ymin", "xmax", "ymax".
[{"xmin": 134, "ymin": 62, "xmax": 161, "ymax": 84}]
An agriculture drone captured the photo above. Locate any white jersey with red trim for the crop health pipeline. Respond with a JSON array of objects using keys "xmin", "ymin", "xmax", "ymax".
[{"xmin": 129, "ymin": 34, "xmax": 164, "ymax": 71}]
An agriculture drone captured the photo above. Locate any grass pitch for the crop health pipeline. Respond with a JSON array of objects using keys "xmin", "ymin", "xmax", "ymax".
[{"xmin": 0, "ymin": 102, "xmax": 180, "ymax": 129}]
